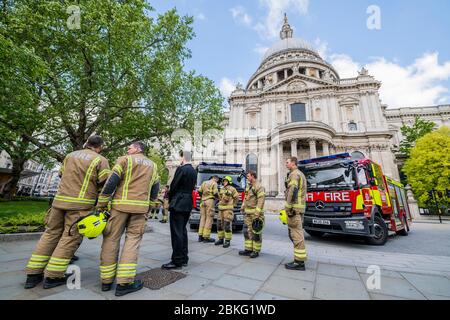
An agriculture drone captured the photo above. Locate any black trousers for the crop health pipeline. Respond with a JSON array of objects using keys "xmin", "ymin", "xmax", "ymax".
[{"xmin": 169, "ymin": 210, "xmax": 190, "ymax": 266}]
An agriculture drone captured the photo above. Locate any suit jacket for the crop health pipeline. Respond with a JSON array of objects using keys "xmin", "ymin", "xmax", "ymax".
[{"xmin": 169, "ymin": 163, "xmax": 197, "ymax": 213}]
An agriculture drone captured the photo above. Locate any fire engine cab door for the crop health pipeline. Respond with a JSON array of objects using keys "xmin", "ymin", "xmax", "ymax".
[{"xmin": 387, "ymin": 183, "xmax": 402, "ymax": 227}]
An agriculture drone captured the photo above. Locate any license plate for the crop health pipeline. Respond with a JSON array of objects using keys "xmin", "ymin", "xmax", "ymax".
[{"xmin": 312, "ymin": 219, "xmax": 331, "ymax": 225}]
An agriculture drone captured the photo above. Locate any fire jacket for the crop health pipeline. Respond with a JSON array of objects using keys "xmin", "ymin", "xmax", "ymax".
[
  {"xmin": 285, "ymin": 168, "xmax": 307, "ymax": 211},
  {"xmin": 218, "ymin": 185, "xmax": 239, "ymax": 211},
  {"xmin": 198, "ymin": 179, "xmax": 219, "ymax": 201},
  {"xmin": 242, "ymin": 181, "xmax": 265, "ymax": 216},
  {"xmin": 97, "ymin": 153, "xmax": 159, "ymax": 214},
  {"xmin": 53, "ymin": 149, "xmax": 110, "ymax": 210}
]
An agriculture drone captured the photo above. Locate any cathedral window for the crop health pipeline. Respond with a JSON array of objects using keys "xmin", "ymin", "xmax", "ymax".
[
  {"xmin": 348, "ymin": 121, "xmax": 358, "ymax": 132},
  {"xmin": 246, "ymin": 154, "xmax": 258, "ymax": 174},
  {"xmin": 287, "ymin": 68, "xmax": 293, "ymax": 77},
  {"xmin": 277, "ymin": 70, "xmax": 285, "ymax": 81},
  {"xmin": 299, "ymin": 67, "xmax": 306, "ymax": 75},
  {"xmin": 291, "ymin": 103, "xmax": 306, "ymax": 122}
]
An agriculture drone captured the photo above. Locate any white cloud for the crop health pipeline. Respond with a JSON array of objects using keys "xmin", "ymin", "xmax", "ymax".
[
  {"xmin": 230, "ymin": 6, "xmax": 252, "ymax": 26},
  {"xmin": 254, "ymin": 44, "xmax": 269, "ymax": 57},
  {"xmin": 219, "ymin": 77, "xmax": 244, "ymax": 98},
  {"xmin": 196, "ymin": 13, "xmax": 206, "ymax": 21},
  {"xmin": 328, "ymin": 52, "xmax": 450, "ymax": 107},
  {"xmin": 314, "ymin": 38, "xmax": 329, "ymax": 60},
  {"xmin": 230, "ymin": 0, "xmax": 309, "ymax": 40},
  {"xmin": 255, "ymin": 0, "xmax": 309, "ymax": 39}
]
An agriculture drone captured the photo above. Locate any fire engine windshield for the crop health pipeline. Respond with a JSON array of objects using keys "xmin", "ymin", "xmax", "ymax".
[
  {"xmin": 197, "ymin": 173, "xmax": 246, "ymax": 191},
  {"xmin": 303, "ymin": 164, "xmax": 355, "ymax": 191}
]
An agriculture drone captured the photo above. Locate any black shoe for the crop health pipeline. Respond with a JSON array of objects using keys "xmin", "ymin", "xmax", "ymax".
[
  {"xmin": 285, "ymin": 261, "xmax": 306, "ymax": 271},
  {"xmin": 250, "ymin": 251, "xmax": 259, "ymax": 259},
  {"xmin": 115, "ymin": 280, "xmax": 144, "ymax": 297},
  {"xmin": 203, "ymin": 237, "xmax": 215, "ymax": 243},
  {"xmin": 102, "ymin": 283, "xmax": 113, "ymax": 292},
  {"xmin": 43, "ymin": 276, "xmax": 67, "ymax": 289},
  {"xmin": 198, "ymin": 236, "xmax": 204, "ymax": 242},
  {"xmin": 69, "ymin": 255, "xmax": 79, "ymax": 264},
  {"xmin": 161, "ymin": 262, "xmax": 182, "ymax": 270},
  {"xmin": 223, "ymin": 240, "xmax": 231, "ymax": 248},
  {"xmin": 239, "ymin": 250, "xmax": 252, "ymax": 256},
  {"xmin": 24, "ymin": 274, "xmax": 43, "ymax": 289},
  {"xmin": 215, "ymin": 239, "xmax": 224, "ymax": 246},
  {"xmin": 159, "ymin": 220, "xmax": 167, "ymax": 223}
]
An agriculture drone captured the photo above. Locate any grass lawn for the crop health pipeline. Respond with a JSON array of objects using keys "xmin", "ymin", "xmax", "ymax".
[{"xmin": 0, "ymin": 201, "xmax": 49, "ymax": 233}]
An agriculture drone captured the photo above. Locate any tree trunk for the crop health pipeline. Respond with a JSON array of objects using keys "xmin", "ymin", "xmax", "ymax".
[{"xmin": 2, "ymin": 157, "xmax": 26, "ymax": 200}]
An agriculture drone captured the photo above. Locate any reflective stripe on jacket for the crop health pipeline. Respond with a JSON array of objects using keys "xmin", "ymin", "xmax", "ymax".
[
  {"xmin": 285, "ymin": 168, "xmax": 307, "ymax": 210},
  {"xmin": 218, "ymin": 185, "xmax": 239, "ymax": 210},
  {"xmin": 242, "ymin": 181, "xmax": 265, "ymax": 214}
]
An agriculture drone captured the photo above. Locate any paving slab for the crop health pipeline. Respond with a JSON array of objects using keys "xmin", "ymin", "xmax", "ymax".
[
  {"xmin": 210, "ymin": 254, "xmax": 247, "ymax": 266},
  {"xmin": 369, "ymin": 293, "xmax": 407, "ymax": 300},
  {"xmin": 252, "ymin": 291, "xmax": 292, "ymax": 300},
  {"xmin": 164, "ymin": 274, "xmax": 212, "ymax": 296},
  {"xmin": 273, "ymin": 265, "xmax": 316, "ymax": 282},
  {"xmin": 314, "ymin": 274, "xmax": 370, "ymax": 300},
  {"xmin": 144, "ymin": 249, "xmax": 172, "ymax": 262},
  {"xmin": 360, "ymin": 274, "xmax": 426, "ymax": 300},
  {"xmin": 262, "ymin": 275, "xmax": 314, "ymax": 299},
  {"xmin": 400, "ymin": 272, "xmax": 450, "ymax": 298},
  {"xmin": 184, "ymin": 262, "xmax": 232, "ymax": 280},
  {"xmin": 188, "ymin": 285, "xmax": 252, "ymax": 300},
  {"xmin": 357, "ymin": 267, "xmax": 404, "ymax": 279},
  {"xmin": 40, "ymin": 288, "xmax": 107, "ymax": 300},
  {"xmin": 187, "ymin": 252, "xmax": 216, "ymax": 264},
  {"xmin": 111, "ymin": 287, "xmax": 187, "ymax": 300},
  {"xmin": 0, "ymin": 284, "xmax": 41, "ymax": 300},
  {"xmin": 0, "ymin": 270, "xmax": 26, "ymax": 288},
  {"xmin": 0, "ymin": 259, "xmax": 28, "ymax": 273},
  {"xmin": 317, "ymin": 263, "xmax": 360, "ymax": 280},
  {"xmin": 244, "ymin": 253, "xmax": 285, "ymax": 266},
  {"xmin": 213, "ymin": 274, "xmax": 263, "ymax": 295},
  {"xmin": 227, "ymin": 261, "xmax": 278, "ymax": 281},
  {"xmin": 139, "ymin": 244, "xmax": 172, "ymax": 254}
]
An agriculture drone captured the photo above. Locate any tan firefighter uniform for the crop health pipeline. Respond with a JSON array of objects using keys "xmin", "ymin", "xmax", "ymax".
[
  {"xmin": 217, "ymin": 184, "xmax": 239, "ymax": 241},
  {"xmin": 161, "ymin": 188, "xmax": 169, "ymax": 222},
  {"xmin": 285, "ymin": 167, "xmax": 308, "ymax": 262},
  {"xmin": 149, "ymin": 188, "xmax": 164, "ymax": 219},
  {"xmin": 97, "ymin": 153, "xmax": 159, "ymax": 285},
  {"xmin": 198, "ymin": 179, "xmax": 218, "ymax": 239},
  {"xmin": 242, "ymin": 181, "xmax": 265, "ymax": 252},
  {"xmin": 25, "ymin": 149, "xmax": 110, "ymax": 278}
]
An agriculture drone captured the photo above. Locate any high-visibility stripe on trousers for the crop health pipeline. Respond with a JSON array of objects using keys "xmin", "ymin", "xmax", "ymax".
[
  {"xmin": 100, "ymin": 263, "xmax": 117, "ymax": 280},
  {"xmin": 287, "ymin": 210, "xmax": 307, "ymax": 262},
  {"xmin": 198, "ymin": 199, "xmax": 215, "ymax": 239},
  {"xmin": 26, "ymin": 254, "xmax": 50, "ymax": 270},
  {"xmin": 45, "ymin": 257, "xmax": 71, "ymax": 273}
]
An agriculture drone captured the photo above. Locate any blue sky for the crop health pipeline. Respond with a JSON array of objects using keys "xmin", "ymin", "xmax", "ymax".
[{"xmin": 150, "ymin": 0, "xmax": 450, "ymax": 108}]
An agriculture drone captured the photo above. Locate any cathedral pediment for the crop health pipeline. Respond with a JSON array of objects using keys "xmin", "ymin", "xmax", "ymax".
[{"xmin": 262, "ymin": 75, "xmax": 333, "ymax": 94}]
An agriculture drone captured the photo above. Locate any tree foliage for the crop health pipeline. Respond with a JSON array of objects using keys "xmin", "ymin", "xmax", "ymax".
[
  {"xmin": 399, "ymin": 116, "xmax": 436, "ymax": 157},
  {"xmin": 402, "ymin": 126, "xmax": 450, "ymax": 208}
]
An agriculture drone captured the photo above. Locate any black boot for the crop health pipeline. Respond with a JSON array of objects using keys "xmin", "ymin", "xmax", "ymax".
[
  {"xmin": 285, "ymin": 261, "xmax": 306, "ymax": 271},
  {"xmin": 198, "ymin": 235, "xmax": 204, "ymax": 242},
  {"xmin": 250, "ymin": 251, "xmax": 259, "ymax": 259},
  {"xmin": 215, "ymin": 239, "xmax": 224, "ymax": 246},
  {"xmin": 239, "ymin": 250, "xmax": 252, "ymax": 256},
  {"xmin": 223, "ymin": 240, "xmax": 231, "ymax": 248},
  {"xmin": 203, "ymin": 237, "xmax": 215, "ymax": 243},
  {"xmin": 43, "ymin": 276, "xmax": 67, "ymax": 289},
  {"xmin": 115, "ymin": 280, "xmax": 144, "ymax": 297},
  {"xmin": 69, "ymin": 255, "xmax": 79, "ymax": 264},
  {"xmin": 102, "ymin": 283, "xmax": 113, "ymax": 292},
  {"xmin": 24, "ymin": 274, "xmax": 43, "ymax": 289}
]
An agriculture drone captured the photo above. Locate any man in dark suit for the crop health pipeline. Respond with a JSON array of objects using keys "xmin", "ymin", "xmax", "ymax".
[{"xmin": 162, "ymin": 151, "xmax": 197, "ymax": 269}]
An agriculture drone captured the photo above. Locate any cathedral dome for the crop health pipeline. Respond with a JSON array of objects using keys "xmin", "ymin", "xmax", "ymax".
[{"xmin": 262, "ymin": 37, "xmax": 318, "ymax": 61}]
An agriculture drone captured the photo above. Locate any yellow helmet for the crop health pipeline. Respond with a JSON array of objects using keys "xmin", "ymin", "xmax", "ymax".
[
  {"xmin": 74, "ymin": 210, "xmax": 110, "ymax": 239},
  {"xmin": 224, "ymin": 176, "xmax": 233, "ymax": 184},
  {"xmin": 279, "ymin": 209, "xmax": 287, "ymax": 225}
]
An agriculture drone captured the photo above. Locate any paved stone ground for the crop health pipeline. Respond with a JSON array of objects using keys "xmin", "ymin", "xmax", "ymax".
[{"xmin": 1, "ymin": 219, "xmax": 450, "ymax": 300}]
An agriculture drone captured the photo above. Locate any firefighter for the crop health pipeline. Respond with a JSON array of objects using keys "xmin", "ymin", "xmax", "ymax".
[
  {"xmin": 215, "ymin": 176, "xmax": 239, "ymax": 248},
  {"xmin": 160, "ymin": 185, "xmax": 169, "ymax": 223},
  {"xmin": 96, "ymin": 141, "xmax": 159, "ymax": 296},
  {"xmin": 197, "ymin": 175, "xmax": 219, "ymax": 243},
  {"xmin": 24, "ymin": 135, "xmax": 110, "ymax": 289},
  {"xmin": 239, "ymin": 170, "xmax": 265, "ymax": 258},
  {"xmin": 284, "ymin": 156, "xmax": 308, "ymax": 271}
]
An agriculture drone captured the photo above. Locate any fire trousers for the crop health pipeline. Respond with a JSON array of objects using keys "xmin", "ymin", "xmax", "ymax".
[
  {"xmin": 287, "ymin": 209, "xmax": 307, "ymax": 262},
  {"xmin": 198, "ymin": 199, "xmax": 215, "ymax": 239},
  {"xmin": 243, "ymin": 213, "xmax": 263, "ymax": 253},
  {"xmin": 217, "ymin": 210, "xmax": 233, "ymax": 241},
  {"xmin": 25, "ymin": 207, "xmax": 90, "ymax": 278},
  {"xmin": 161, "ymin": 199, "xmax": 169, "ymax": 222},
  {"xmin": 100, "ymin": 209, "xmax": 146, "ymax": 285}
]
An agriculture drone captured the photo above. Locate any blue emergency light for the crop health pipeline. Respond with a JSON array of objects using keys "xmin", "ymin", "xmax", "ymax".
[{"xmin": 298, "ymin": 153, "xmax": 351, "ymax": 165}]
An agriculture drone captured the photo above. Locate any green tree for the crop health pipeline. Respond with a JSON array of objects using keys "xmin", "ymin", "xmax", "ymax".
[
  {"xmin": 0, "ymin": 0, "xmax": 224, "ymax": 195},
  {"xmin": 399, "ymin": 116, "xmax": 436, "ymax": 157},
  {"xmin": 147, "ymin": 147, "xmax": 169, "ymax": 186},
  {"xmin": 402, "ymin": 126, "xmax": 450, "ymax": 208}
]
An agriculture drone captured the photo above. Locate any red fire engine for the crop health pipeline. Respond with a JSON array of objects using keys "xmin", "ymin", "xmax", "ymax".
[{"xmin": 298, "ymin": 153, "xmax": 412, "ymax": 245}]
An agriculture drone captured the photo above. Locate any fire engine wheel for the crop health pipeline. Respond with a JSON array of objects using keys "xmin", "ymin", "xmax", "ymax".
[
  {"xmin": 366, "ymin": 215, "xmax": 388, "ymax": 246},
  {"xmin": 397, "ymin": 216, "xmax": 409, "ymax": 236}
]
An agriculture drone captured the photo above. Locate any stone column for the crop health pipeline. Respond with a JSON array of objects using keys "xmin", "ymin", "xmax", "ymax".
[
  {"xmin": 290, "ymin": 139, "xmax": 298, "ymax": 157},
  {"xmin": 405, "ymin": 185, "xmax": 421, "ymax": 220},
  {"xmin": 277, "ymin": 142, "xmax": 285, "ymax": 197},
  {"xmin": 309, "ymin": 139, "xmax": 317, "ymax": 158},
  {"xmin": 322, "ymin": 141, "xmax": 330, "ymax": 156}
]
